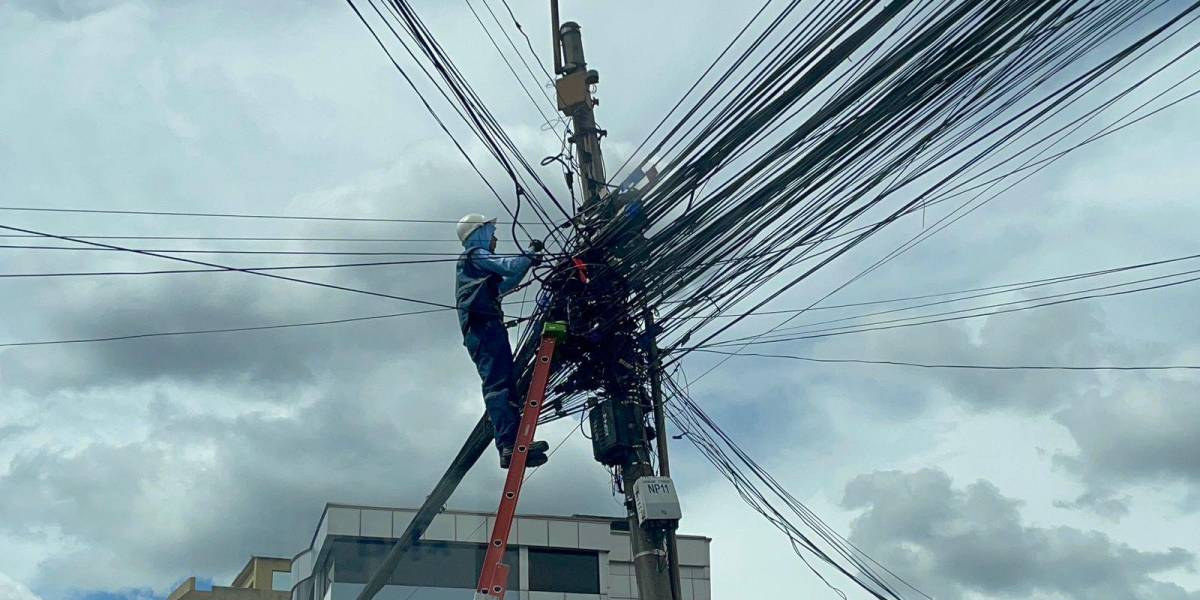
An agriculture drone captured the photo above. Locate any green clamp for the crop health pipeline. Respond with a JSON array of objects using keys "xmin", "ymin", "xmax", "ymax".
[{"xmin": 542, "ymin": 321, "xmax": 568, "ymax": 340}]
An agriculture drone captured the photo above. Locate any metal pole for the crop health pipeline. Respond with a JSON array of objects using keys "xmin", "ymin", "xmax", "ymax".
[
  {"xmin": 646, "ymin": 309, "xmax": 683, "ymax": 600},
  {"xmin": 645, "ymin": 310, "xmax": 672, "ymax": 477},
  {"xmin": 550, "ymin": 0, "xmax": 563, "ymax": 75}
]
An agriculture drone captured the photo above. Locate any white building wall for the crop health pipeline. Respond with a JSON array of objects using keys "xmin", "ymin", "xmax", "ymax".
[
  {"xmin": 606, "ymin": 532, "xmax": 711, "ymax": 600},
  {"xmin": 290, "ymin": 505, "xmax": 710, "ymax": 600}
]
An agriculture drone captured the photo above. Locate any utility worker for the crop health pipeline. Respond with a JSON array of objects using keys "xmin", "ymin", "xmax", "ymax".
[{"xmin": 455, "ymin": 214, "xmax": 549, "ymax": 469}]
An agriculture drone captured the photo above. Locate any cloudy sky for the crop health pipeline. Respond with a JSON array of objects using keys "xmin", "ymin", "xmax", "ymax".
[{"xmin": 2, "ymin": 1, "xmax": 1199, "ymax": 600}]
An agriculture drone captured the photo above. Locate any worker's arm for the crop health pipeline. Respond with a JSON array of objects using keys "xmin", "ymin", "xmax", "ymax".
[{"xmin": 471, "ymin": 249, "xmax": 534, "ymax": 294}]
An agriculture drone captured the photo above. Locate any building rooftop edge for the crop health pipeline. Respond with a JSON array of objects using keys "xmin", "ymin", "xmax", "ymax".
[
  {"xmin": 324, "ymin": 501, "xmax": 621, "ymax": 522},
  {"xmin": 319, "ymin": 502, "xmax": 712, "ymax": 541}
]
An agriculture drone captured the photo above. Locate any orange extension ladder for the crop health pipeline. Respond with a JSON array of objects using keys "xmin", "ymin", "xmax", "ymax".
[{"xmin": 473, "ymin": 321, "xmax": 566, "ymax": 600}]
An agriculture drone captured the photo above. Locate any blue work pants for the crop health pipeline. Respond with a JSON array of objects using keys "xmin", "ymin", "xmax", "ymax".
[{"xmin": 464, "ymin": 318, "xmax": 519, "ymax": 450}]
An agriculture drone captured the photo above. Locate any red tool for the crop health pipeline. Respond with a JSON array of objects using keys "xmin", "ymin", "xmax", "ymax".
[
  {"xmin": 572, "ymin": 256, "xmax": 590, "ymax": 283},
  {"xmin": 474, "ymin": 322, "xmax": 566, "ymax": 600}
]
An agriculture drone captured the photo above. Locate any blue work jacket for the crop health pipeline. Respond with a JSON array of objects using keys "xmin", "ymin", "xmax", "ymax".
[{"xmin": 455, "ymin": 223, "xmax": 533, "ymax": 334}]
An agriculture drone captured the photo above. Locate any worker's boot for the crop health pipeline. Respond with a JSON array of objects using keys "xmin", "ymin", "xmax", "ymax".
[{"xmin": 499, "ymin": 442, "xmax": 550, "ymax": 469}]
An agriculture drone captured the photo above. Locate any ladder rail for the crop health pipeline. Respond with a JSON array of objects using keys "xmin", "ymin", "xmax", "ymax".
[{"xmin": 474, "ymin": 331, "xmax": 560, "ymax": 599}]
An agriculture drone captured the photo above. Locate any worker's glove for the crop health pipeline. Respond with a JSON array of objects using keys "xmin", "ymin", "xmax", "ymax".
[{"xmin": 527, "ymin": 239, "xmax": 545, "ymax": 266}]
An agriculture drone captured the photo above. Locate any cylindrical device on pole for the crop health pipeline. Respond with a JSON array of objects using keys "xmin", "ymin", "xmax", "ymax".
[
  {"xmin": 560, "ymin": 21, "xmax": 586, "ymax": 72},
  {"xmin": 555, "ymin": 21, "xmax": 607, "ymax": 213}
]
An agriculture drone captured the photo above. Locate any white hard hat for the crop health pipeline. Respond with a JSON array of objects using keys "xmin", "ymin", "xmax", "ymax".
[{"xmin": 456, "ymin": 213, "xmax": 497, "ymax": 243}]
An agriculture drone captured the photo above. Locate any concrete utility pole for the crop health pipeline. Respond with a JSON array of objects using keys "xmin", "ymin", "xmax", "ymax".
[
  {"xmin": 553, "ymin": 18, "xmax": 606, "ymax": 212},
  {"xmin": 357, "ymin": 7, "xmax": 683, "ymax": 600},
  {"xmin": 646, "ymin": 309, "xmax": 684, "ymax": 600},
  {"xmin": 553, "ymin": 8, "xmax": 677, "ymax": 600}
]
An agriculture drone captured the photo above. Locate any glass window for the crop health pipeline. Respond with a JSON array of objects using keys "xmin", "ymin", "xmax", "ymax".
[
  {"xmin": 272, "ymin": 571, "xmax": 291, "ymax": 592},
  {"xmin": 329, "ymin": 538, "xmax": 517, "ymax": 592},
  {"xmin": 527, "ymin": 548, "xmax": 600, "ymax": 594},
  {"xmin": 291, "ymin": 576, "xmax": 313, "ymax": 600},
  {"xmin": 331, "ymin": 582, "xmax": 517, "ymax": 600}
]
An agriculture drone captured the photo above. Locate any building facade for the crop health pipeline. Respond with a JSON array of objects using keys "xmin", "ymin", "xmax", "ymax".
[
  {"xmin": 169, "ymin": 557, "xmax": 292, "ymax": 600},
  {"xmin": 285, "ymin": 504, "xmax": 712, "ymax": 600}
]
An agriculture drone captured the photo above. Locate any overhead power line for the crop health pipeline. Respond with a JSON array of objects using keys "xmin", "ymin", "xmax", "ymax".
[
  {"xmin": 530, "ymin": 0, "xmax": 1200, "ymax": 450},
  {"xmin": 496, "ymin": 0, "xmax": 557, "ymax": 86},
  {"xmin": 0, "ymin": 258, "xmax": 461, "ymax": 279},
  {"xmin": 349, "ymin": 0, "xmax": 575, "ymax": 248},
  {"xmin": 698, "ymin": 269, "xmax": 1200, "ymax": 349},
  {"xmin": 0, "ymin": 223, "xmax": 464, "ymax": 310},
  {"xmin": 463, "ymin": 0, "xmax": 560, "ymax": 130},
  {"xmin": 662, "ymin": 371, "xmax": 929, "ymax": 600},
  {"xmin": 0, "ymin": 245, "xmax": 474, "ymax": 257},
  {"xmin": 0, "ymin": 308, "xmax": 449, "ymax": 349},
  {"xmin": 673, "ymin": 251, "xmax": 1200, "ymax": 320},
  {"xmin": 0, "ymin": 235, "xmax": 505, "ymax": 243},
  {"xmin": 0, "ymin": 295, "xmax": 538, "ymax": 348},
  {"xmin": 0, "ymin": 205, "xmax": 538, "ymax": 225},
  {"xmin": 695, "ymin": 349, "xmax": 1200, "ymax": 371}
]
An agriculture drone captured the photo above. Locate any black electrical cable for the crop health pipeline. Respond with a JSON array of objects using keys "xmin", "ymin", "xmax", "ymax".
[
  {"xmin": 0, "ymin": 308, "xmax": 450, "ymax": 349},
  {"xmin": 695, "ymin": 349, "xmax": 1200, "ymax": 371},
  {"xmin": 0, "ymin": 258, "xmax": 466, "ymax": 279},
  {"xmin": 644, "ymin": 2, "xmax": 1200, "ymax": 366},
  {"xmin": 0, "ymin": 205, "xmax": 539, "ymax": 225},
  {"xmin": 662, "ymin": 371, "xmax": 927, "ymax": 599},
  {"xmin": 503, "ymin": 0, "xmax": 1200, "ymax": 488},
  {"xmin": 497, "ymin": 0, "xmax": 557, "ymax": 85},
  {"xmin": 0, "ymin": 245, "xmax": 507, "ymax": 257},
  {"xmin": 0, "ymin": 235, "xmax": 511, "ymax": 243},
  {"xmin": 669, "ymin": 250, "xmax": 1200, "ymax": 319},
  {"xmin": 697, "ymin": 270, "xmax": 1200, "ymax": 349},
  {"xmin": 712, "ymin": 253, "xmax": 1200, "ymax": 341},
  {"xmin": 478, "ymin": 0, "xmax": 561, "ymax": 118},
  {"xmin": 371, "ymin": 0, "xmax": 573, "ymax": 237},
  {"xmin": 0, "ymin": 223, "xmax": 467, "ymax": 310},
  {"xmin": 462, "ymin": 0, "xmax": 559, "ymax": 130}
]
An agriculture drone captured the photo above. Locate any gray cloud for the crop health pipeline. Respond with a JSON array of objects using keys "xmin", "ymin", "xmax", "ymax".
[
  {"xmin": 4, "ymin": 0, "xmax": 1200, "ymax": 598},
  {"xmin": 1053, "ymin": 378, "xmax": 1200, "ymax": 512},
  {"xmin": 1055, "ymin": 379, "xmax": 1200, "ymax": 483},
  {"xmin": 842, "ymin": 468, "xmax": 1199, "ymax": 600},
  {"xmin": 0, "ymin": 143, "xmax": 593, "ymax": 595},
  {"xmin": 0, "ymin": 373, "xmax": 612, "ymax": 595},
  {"xmin": 10, "ymin": 0, "xmax": 130, "ymax": 21},
  {"xmin": 0, "ymin": 573, "xmax": 41, "ymax": 600},
  {"xmin": 1052, "ymin": 489, "xmax": 1133, "ymax": 521},
  {"xmin": 0, "ymin": 1, "xmax": 602, "ymax": 591},
  {"xmin": 807, "ymin": 298, "xmax": 1117, "ymax": 414},
  {"xmin": 800, "ymin": 273, "xmax": 1200, "ymax": 518},
  {"xmin": 4, "ymin": 276, "xmax": 320, "ymax": 393}
]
